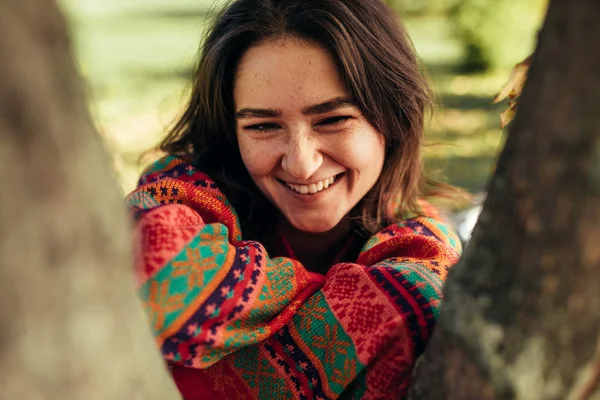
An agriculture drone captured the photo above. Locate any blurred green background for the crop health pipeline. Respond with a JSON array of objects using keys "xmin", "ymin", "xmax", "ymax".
[{"xmin": 60, "ymin": 0, "xmax": 547, "ymax": 195}]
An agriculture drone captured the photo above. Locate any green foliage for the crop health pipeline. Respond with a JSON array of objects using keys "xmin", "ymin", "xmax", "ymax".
[
  {"xmin": 388, "ymin": 0, "xmax": 547, "ymax": 72},
  {"xmin": 451, "ymin": 0, "xmax": 546, "ymax": 72}
]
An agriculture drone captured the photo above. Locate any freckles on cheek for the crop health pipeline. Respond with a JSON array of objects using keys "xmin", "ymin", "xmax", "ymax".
[
  {"xmin": 240, "ymin": 146, "xmax": 274, "ymax": 177},
  {"xmin": 237, "ymin": 140, "xmax": 257, "ymax": 172}
]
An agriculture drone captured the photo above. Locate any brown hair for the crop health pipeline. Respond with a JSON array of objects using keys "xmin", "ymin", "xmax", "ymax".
[{"xmin": 160, "ymin": 0, "xmax": 459, "ymax": 238}]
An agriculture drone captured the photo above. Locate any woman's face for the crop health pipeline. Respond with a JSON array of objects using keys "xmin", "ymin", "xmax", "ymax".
[{"xmin": 234, "ymin": 38, "xmax": 385, "ymax": 233}]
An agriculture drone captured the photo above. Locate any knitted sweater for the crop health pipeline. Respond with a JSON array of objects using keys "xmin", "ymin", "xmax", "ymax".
[{"xmin": 126, "ymin": 156, "xmax": 461, "ymax": 399}]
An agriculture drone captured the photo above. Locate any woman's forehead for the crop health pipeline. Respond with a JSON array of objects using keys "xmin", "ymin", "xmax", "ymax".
[{"xmin": 234, "ymin": 39, "xmax": 349, "ymax": 111}]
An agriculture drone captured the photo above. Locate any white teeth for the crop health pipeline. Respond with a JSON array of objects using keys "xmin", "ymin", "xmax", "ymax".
[{"xmin": 286, "ymin": 175, "xmax": 338, "ymax": 195}]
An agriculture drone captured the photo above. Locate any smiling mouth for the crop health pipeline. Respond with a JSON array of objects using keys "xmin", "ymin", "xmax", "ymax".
[{"xmin": 277, "ymin": 173, "xmax": 344, "ymax": 195}]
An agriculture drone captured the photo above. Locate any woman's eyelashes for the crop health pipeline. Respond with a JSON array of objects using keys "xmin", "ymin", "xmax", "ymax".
[
  {"xmin": 316, "ymin": 115, "xmax": 353, "ymax": 126},
  {"xmin": 244, "ymin": 115, "xmax": 354, "ymax": 133},
  {"xmin": 245, "ymin": 123, "xmax": 280, "ymax": 132}
]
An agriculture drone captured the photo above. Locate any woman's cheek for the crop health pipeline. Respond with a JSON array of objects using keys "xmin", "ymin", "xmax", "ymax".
[
  {"xmin": 238, "ymin": 138, "xmax": 257, "ymax": 173},
  {"xmin": 239, "ymin": 139, "xmax": 277, "ymax": 176}
]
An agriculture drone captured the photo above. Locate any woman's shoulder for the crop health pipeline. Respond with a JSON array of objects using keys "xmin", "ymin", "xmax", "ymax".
[
  {"xmin": 126, "ymin": 154, "xmax": 244, "ymax": 241},
  {"xmin": 358, "ymin": 201, "xmax": 463, "ymax": 266},
  {"xmin": 126, "ymin": 155, "xmax": 234, "ymax": 214},
  {"xmin": 397, "ymin": 211, "xmax": 462, "ymax": 255},
  {"xmin": 135, "ymin": 155, "xmax": 217, "ymax": 188}
]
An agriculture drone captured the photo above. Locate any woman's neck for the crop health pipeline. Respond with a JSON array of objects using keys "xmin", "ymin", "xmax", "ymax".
[{"xmin": 276, "ymin": 216, "xmax": 354, "ymax": 274}]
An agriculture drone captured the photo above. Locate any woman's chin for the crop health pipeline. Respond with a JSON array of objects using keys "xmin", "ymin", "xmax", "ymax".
[{"xmin": 286, "ymin": 216, "xmax": 344, "ymax": 234}]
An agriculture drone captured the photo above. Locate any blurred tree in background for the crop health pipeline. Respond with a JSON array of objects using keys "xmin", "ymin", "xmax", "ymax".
[{"xmin": 388, "ymin": 0, "xmax": 547, "ymax": 71}]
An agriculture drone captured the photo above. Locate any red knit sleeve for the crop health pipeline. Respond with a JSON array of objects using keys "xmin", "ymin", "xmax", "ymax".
[{"xmin": 127, "ymin": 156, "xmax": 461, "ymax": 399}]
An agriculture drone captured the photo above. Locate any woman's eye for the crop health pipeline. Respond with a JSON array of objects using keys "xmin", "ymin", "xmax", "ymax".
[
  {"xmin": 317, "ymin": 116, "xmax": 352, "ymax": 126},
  {"xmin": 245, "ymin": 123, "xmax": 279, "ymax": 132}
]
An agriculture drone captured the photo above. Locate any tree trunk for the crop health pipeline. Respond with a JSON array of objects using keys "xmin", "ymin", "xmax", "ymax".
[
  {"xmin": 408, "ymin": 0, "xmax": 600, "ymax": 399},
  {"xmin": 0, "ymin": 2, "xmax": 180, "ymax": 399}
]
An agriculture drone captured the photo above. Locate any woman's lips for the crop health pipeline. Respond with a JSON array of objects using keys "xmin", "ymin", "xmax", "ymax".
[{"xmin": 277, "ymin": 173, "xmax": 345, "ymax": 199}]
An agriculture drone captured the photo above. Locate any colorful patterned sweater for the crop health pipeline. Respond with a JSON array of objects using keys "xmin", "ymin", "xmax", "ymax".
[{"xmin": 126, "ymin": 156, "xmax": 461, "ymax": 400}]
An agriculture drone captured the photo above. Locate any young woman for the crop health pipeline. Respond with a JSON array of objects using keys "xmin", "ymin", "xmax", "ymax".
[{"xmin": 127, "ymin": 0, "xmax": 462, "ymax": 398}]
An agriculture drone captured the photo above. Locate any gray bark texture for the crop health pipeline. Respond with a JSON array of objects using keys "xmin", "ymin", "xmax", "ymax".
[
  {"xmin": 0, "ymin": 1, "xmax": 180, "ymax": 399},
  {"xmin": 408, "ymin": 0, "xmax": 600, "ymax": 399}
]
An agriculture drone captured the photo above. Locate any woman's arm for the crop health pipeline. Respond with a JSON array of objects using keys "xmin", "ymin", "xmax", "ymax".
[{"xmin": 127, "ymin": 156, "xmax": 461, "ymax": 399}]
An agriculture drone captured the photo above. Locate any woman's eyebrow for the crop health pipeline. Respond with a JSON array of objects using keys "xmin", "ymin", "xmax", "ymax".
[
  {"xmin": 235, "ymin": 97, "xmax": 355, "ymax": 119},
  {"xmin": 235, "ymin": 108, "xmax": 280, "ymax": 119},
  {"xmin": 302, "ymin": 97, "xmax": 356, "ymax": 115}
]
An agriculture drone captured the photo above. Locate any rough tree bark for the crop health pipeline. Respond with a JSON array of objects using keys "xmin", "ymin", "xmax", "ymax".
[
  {"xmin": 409, "ymin": 0, "xmax": 600, "ymax": 399},
  {"xmin": 0, "ymin": 2, "xmax": 180, "ymax": 399}
]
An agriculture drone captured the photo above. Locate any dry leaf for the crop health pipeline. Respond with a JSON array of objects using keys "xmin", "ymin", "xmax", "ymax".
[
  {"xmin": 494, "ymin": 55, "xmax": 532, "ymax": 128},
  {"xmin": 499, "ymin": 101, "xmax": 518, "ymax": 129}
]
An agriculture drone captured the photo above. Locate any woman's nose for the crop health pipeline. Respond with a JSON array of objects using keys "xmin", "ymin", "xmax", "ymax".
[{"xmin": 281, "ymin": 133, "xmax": 323, "ymax": 181}]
